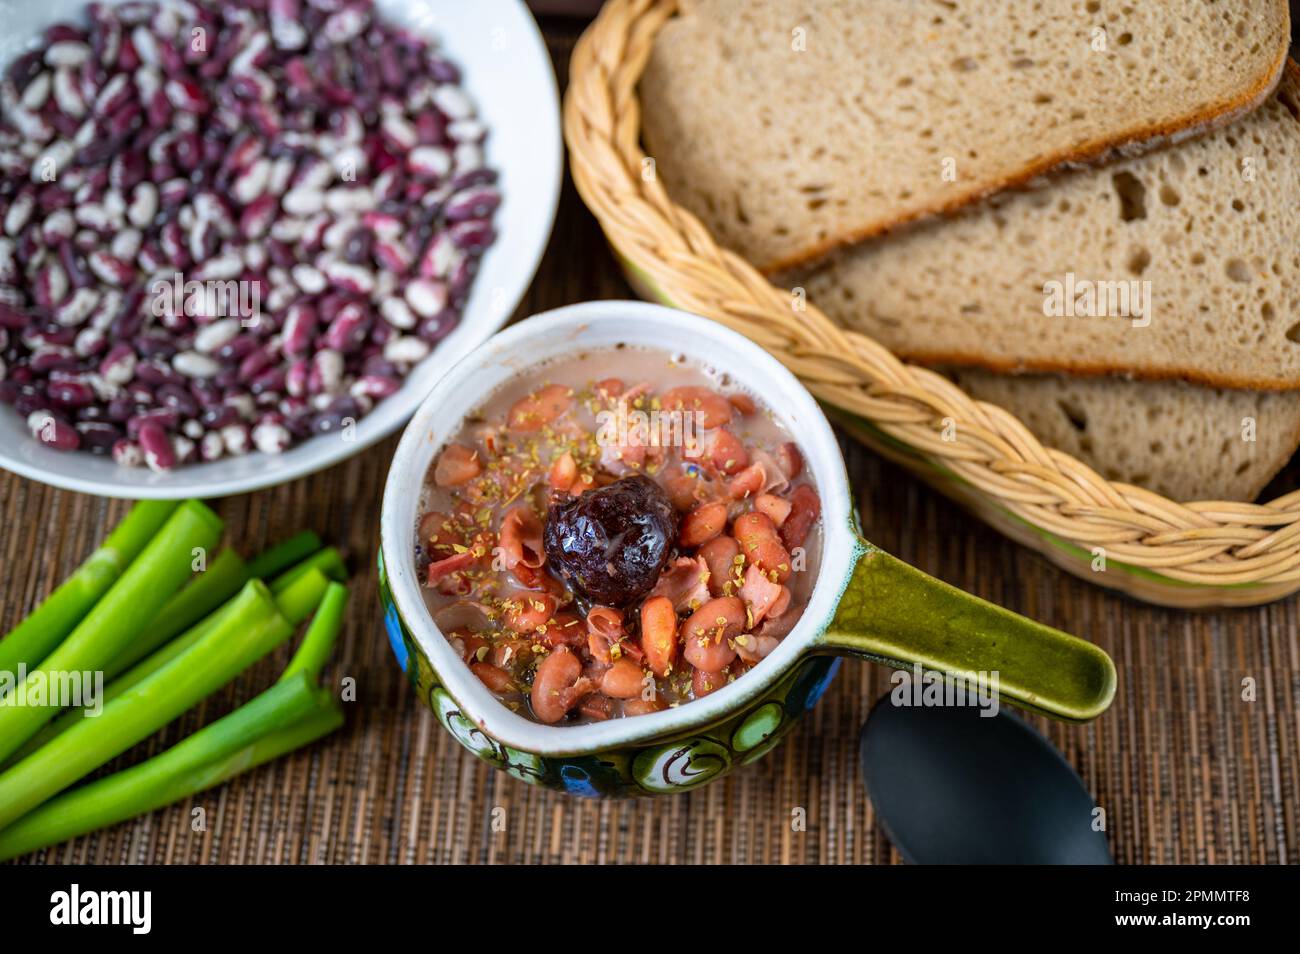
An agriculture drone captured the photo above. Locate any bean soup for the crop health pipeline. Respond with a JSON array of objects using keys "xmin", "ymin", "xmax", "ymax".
[{"xmin": 414, "ymin": 347, "xmax": 822, "ymax": 724}]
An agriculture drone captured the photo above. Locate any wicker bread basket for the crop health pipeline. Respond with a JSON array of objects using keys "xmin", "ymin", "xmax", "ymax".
[{"xmin": 563, "ymin": 0, "xmax": 1300, "ymax": 608}]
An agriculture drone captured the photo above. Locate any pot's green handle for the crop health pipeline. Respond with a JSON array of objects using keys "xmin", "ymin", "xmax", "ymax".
[{"xmin": 815, "ymin": 539, "xmax": 1116, "ymax": 722}]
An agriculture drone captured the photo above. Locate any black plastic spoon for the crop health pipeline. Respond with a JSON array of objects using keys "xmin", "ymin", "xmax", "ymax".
[{"xmin": 860, "ymin": 695, "xmax": 1113, "ymax": 864}]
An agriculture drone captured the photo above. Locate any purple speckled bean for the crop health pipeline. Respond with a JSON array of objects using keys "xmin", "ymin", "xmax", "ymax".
[
  {"xmin": 134, "ymin": 359, "xmax": 184, "ymax": 387},
  {"xmin": 106, "ymin": 396, "xmax": 136, "ymax": 422},
  {"xmin": 428, "ymin": 58, "xmax": 460, "ymax": 85},
  {"xmin": 76, "ymin": 420, "xmax": 123, "ymax": 453},
  {"xmin": 199, "ymin": 404, "xmax": 239, "ymax": 429},
  {"xmin": 309, "ymin": 409, "xmax": 349, "ymax": 435},
  {"xmin": 285, "ymin": 358, "xmax": 310, "ymax": 398},
  {"xmin": 449, "ymin": 168, "xmax": 497, "ymax": 191},
  {"xmin": 251, "ymin": 418, "xmax": 290, "ymax": 454},
  {"xmin": 221, "ymin": 422, "xmax": 251, "ymax": 456},
  {"xmin": 361, "ymin": 355, "xmax": 401, "ymax": 378},
  {"xmin": 127, "ymin": 408, "xmax": 180, "ymax": 438},
  {"xmin": 372, "ymin": 238, "xmax": 411, "ymax": 275},
  {"xmin": 112, "ymin": 438, "xmax": 142, "ymax": 466},
  {"xmin": 448, "ymin": 256, "xmax": 479, "ymax": 303},
  {"xmin": 15, "ymin": 390, "xmax": 48, "ymax": 416},
  {"xmin": 172, "ymin": 434, "xmax": 197, "ymax": 466},
  {"xmin": 124, "ymin": 380, "xmax": 154, "ymax": 406},
  {"xmin": 250, "ymin": 365, "xmax": 286, "ymax": 396},
  {"xmin": 74, "ymin": 326, "xmax": 107, "ymax": 358},
  {"xmin": 239, "ymin": 194, "xmax": 278, "ymax": 240},
  {"xmin": 28, "ymin": 410, "xmax": 80, "ymax": 450},
  {"xmin": 0, "ymin": 302, "xmax": 32, "ymax": 329},
  {"xmin": 321, "ymin": 303, "xmax": 368, "ymax": 353},
  {"xmin": 137, "ymin": 420, "xmax": 175, "ymax": 471},
  {"xmin": 157, "ymin": 310, "xmax": 193, "ymax": 334},
  {"xmin": 193, "ymin": 317, "xmax": 241, "ymax": 355},
  {"xmin": 24, "ymin": 325, "xmax": 79, "ymax": 349},
  {"xmin": 33, "ymin": 263, "xmax": 70, "ymax": 310},
  {"xmin": 417, "ymin": 309, "xmax": 459, "ymax": 344},
  {"xmin": 447, "ymin": 219, "xmax": 496, "ymax": 254},
  {"xmin": 351, "ymin": 373, "xmax": 399, "ymax": 400},
  {"xmin": 189, "ymin": 378, "xmax": 224, "ymax": 409},
  {"xmin": 30, "ymin": 346, "xmax": 80, "ymax": 374},
  {"xmin": 416, "ymin": 232, "xmax": 458, "ymax": 280},
  {"xmin": 280, "ymin": 302, "xmax": 317, "ymax": 357},
  {"xmin": 368, "ymin": 320, "xmax": 394, "ymax": 346},
  {"xmin": 134, "ymin": 333, "xmax": 177, "ymax": 360},
  {"xmin": 237, "ymin": 346, "xmax": 273, "ymax": 382},
  {"xmin": 444, "ymin": 186, "xmax": 500, "ymax": 223},
  {"xmin": 198, "ymin": 430, "xmax": 224, "ymax": 461},
  {"xmin": 47, "ymin": 378, "xmax": 95, "ymax": 407},
  {"xmin": 215, "ymin": 334, "xmax": 259, "ymax": 363},
  {"xmin": 110, "ymin": 306, "xmax": 145, "ymax": 340},
  {"xmin": 156, "ymin": 382, "xmax": 199, "ymax": 417},
  {"xmin": 404, "ymin": 278, "xmax": 447, "ymax": 319},
  {"xmin": 308, "ymin": 348, "xmax": 343, "ymax": 395}
]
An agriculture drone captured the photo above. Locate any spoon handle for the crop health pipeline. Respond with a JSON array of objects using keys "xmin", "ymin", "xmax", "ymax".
[{"xmin": 814, "ymin": 539, "xmax": 1116, "ymax": 722}]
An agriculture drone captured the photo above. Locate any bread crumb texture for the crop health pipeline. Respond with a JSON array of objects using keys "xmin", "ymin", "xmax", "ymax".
[
  {"xmin": 799, "ymin": 65, "xmax": 1300, "ymax": 390},
  {"xmin": 950, "ymin": 369, "xmax": 1300, "ymax": 502},
  {"xmin": 641, "ymin": 0, "xmax": 1290, "ymax": 272}
]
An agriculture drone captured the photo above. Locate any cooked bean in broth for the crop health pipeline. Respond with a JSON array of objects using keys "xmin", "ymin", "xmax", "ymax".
[{"xmin": 414, "ymin": 347, "xmax": 822, "ymax": 724}]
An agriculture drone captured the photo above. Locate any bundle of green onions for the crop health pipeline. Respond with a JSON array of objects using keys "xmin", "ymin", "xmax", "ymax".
[{"xmin": 0, "ymin": 500, "xmax": 349, "ymax": 860}]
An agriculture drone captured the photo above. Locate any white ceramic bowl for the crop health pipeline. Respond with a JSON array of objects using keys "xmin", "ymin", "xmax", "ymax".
[{"xmin": 0, "ymin": 0, "xmax": 561, "ymax": 498}]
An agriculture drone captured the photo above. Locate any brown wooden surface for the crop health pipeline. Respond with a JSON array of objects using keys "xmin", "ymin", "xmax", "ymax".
[{"xmin": 3, "ymin": 24, "xmax": 1298, "ymax": 866}]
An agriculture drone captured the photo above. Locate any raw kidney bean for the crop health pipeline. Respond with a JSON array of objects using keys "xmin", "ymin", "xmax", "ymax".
[
  {"xmin": 28, "ymin": 410, "xmax": 81, "ymax": 450},
  {"xmin": 76, "ymin": 419, "xmax": 122, "ymax": 452},
  {"xmin": 47, "ymin": 378, "xmax": 95, "ymax": 407}
]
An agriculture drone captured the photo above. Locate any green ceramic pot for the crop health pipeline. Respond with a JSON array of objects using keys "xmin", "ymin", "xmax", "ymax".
[{"xmin": 380, "ymin": 302, "xmax": 1116, "ymax": 797}]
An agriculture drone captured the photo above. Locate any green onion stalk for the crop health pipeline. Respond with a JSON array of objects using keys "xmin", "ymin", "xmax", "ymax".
[
  {"xmin": 0, "ymin": 501, "xmax": 179, "ymax": 691},
  {"xmin": 269, "ymin": 547, "xmax": 347, "ymax": 594},
  {"xmin": 107, "ymin": 547, "xmax": 250, "ymax": 681},
  {"xmin": 105, "ymin": 530, "xmax": 325, "ymax": 681},
  {"xmin": 281, "ymin": 582, "xmax": 349, "ymax": 684},
  {"xmin": 0, "ymin": 501, "xmax": 223, "ymax": 764},
  {"xmin": 245, "ymin": 531, "xmax": 324, "ymax": 579},
  {"xmin": 1, "ymin": 567, "xmax": 335, "ymax": 769},
  {"xmin": 0, "ymin": 675, "xmax": 342, "ymax": 861},
  {"xmin": 0, "ymin": 581, "xmax": 349, "ymax": 860},
  {"xmin": 0, "ymin": 579, "xmax": 299, "ymax": 829}
]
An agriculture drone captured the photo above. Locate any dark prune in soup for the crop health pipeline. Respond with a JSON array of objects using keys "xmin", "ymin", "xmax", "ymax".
[{"xmin": 544, "ymin": 475, "xmax": 678, "ymax": 607}]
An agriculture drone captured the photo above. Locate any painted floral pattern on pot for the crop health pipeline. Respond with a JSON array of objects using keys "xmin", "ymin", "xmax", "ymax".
[{"xmin": 379, "ymin": 553, "xmax": 839, "ymax": 796}]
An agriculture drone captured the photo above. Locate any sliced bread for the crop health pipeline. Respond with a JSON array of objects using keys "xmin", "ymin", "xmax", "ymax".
[
  {"xmin": 949, "ymin": 369, "xmax": 1300, "ymax": 502},
  {"xmin": 639, "ymin": 0, "xmax": 1291, "ymax": 273},
  {"xmin": 798, "ymin": 63, "xmax": 1300, "ymax": 390}
]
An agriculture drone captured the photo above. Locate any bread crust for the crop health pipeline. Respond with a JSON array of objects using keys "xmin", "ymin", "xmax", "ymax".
[
  {"xmin": 815, "ymin": 57, "xmax": 1300, "ymax": 391},
  {"xmin": 901, "ymin": 348, "xmax": 1300, "ymax": 393},
  {"xmin": 950, "ymin": 370, "xmax": 1300, "ymax": 500},
  {"xmin": 755, "ymin": 17, "xmax": 1292, "ymax": 275}
]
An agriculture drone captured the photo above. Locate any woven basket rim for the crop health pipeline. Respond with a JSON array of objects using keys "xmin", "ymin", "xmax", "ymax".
[{"xmin": 561, "ymin": 0, "xmax": 1300, "ymax": 589}]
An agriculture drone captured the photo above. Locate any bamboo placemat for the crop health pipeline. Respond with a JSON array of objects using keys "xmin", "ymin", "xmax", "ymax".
[{"xmin": 3, "ymin": 24, "xmax": 1298, "ymax": 866}]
